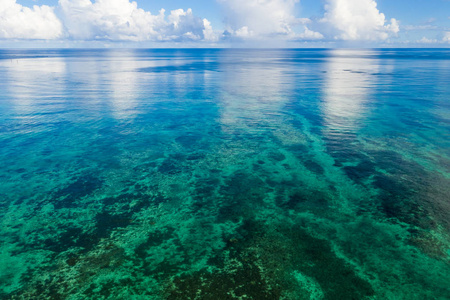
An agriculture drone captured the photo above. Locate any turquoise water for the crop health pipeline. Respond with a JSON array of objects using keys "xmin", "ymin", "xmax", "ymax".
[{"xmin": 0, "ymin": 49, "xmax": 449, "ymax": 299}]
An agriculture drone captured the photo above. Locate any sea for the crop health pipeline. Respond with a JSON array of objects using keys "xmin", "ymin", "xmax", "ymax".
[{"xmin": 0, "ymin": 48, "xmax": 449, "ymax": 299}]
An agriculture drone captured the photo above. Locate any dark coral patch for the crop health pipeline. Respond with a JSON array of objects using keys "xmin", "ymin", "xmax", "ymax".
[
  {"xmin": 166, "ymin": 263, "xmax": 282, "ymax": 300},
  {"xmin": 304, "ymin": 160, "xmax": 325, "ymax": 175},
  {"xmin": 343, "ymin": 160, "xmax": 376, "ymax": 183},
  {"xmin": 288, "ymin": 227, "xmax": 375, "ymax": 300},
  {"xmin": 94, "ymin": 211, "xmax": 133, "ymax": 239},
  {"xmin": 53, "ymin": 174, "xmax": 103, "ymax": 209}
]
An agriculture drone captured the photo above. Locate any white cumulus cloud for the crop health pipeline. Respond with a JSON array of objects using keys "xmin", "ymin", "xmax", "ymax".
[
  {"xmin": 0, "ymin": 0, "xmax": 63, "ymax": 39},
  {"xmin": 202, "ymin": 18, "xmax": 217, "ymax": 42},
  {"xmin": 320, "ymin": 0, "xmax": 399, "ymax": 41},
  {"xmin": 295, "ymin": 27, "xmax": 324, "ymax": 40},
  {"xmin": 0, "ymin": 0, "xmax": 215, "ymax": 42},
  {"xmin": 58, "ymin": 0, "xmax": 214, "ymax": 42},
  {"xmin": 219, "ymin": 0, "xmax": 321, "ymax": 40},
  {"xmin": 443, "ymin": 32, "xmax": 450, "ymax": 43},
  {"xmin": 1, "ymin": 0, "xmax": 407, "ymax": 44},
  {"xmin": 417, "ymin": 37, "xmax": 438, "ymax": 44}
]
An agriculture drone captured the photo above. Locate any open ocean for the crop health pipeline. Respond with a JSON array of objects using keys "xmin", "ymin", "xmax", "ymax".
[{"xmin": 0, "ymin": 49, "xmax": 449, "ymax": 299}]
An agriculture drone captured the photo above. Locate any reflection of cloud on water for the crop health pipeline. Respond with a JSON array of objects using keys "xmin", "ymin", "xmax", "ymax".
[
  {"xmin": 105, "ymin": 55, "xmax": 141, "ymax": 121},
  {"xmin": 322, "ymin": 49, "xmax": 380, "ymax": 133},
  {"xmin": 1, "ymin": 57, "xmax": 67, "ymax": 128},
  {"xmin": 65, "ymin": 51, "xmax": 156, "ymax": 121},
  {"xmin": 218, "ymin": 52, "xmax": 291, "ymax": 132}
]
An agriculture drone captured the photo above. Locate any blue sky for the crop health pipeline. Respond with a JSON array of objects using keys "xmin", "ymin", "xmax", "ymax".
[{"xmin": 1, "ymin": 0, "xmax": 449, "ymax": 47}]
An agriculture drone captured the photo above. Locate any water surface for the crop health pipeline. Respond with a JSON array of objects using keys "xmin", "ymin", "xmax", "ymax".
[{"xmin": 0, "ymin": 49, "xmax": 449, "ymax": 299}]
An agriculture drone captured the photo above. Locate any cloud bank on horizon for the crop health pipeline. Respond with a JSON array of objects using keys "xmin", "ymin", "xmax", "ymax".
[
  {"xmin": 0, "ymin": 0, "xmax": 449, "ymax": 46},
  {"xmin": 320, "ymin": 0, "xmax": 399, "ymax": 41}
]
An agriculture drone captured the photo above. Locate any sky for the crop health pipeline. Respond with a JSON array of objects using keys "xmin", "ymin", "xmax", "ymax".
[{"xmin": 0, "ymin": 0, "xmax": 449, "ymax": 47}]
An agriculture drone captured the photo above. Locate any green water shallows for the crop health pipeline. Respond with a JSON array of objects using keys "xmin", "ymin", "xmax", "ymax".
[{"xmin": 0, "ymin": 49, "xmax": 449, "ymax": 299}]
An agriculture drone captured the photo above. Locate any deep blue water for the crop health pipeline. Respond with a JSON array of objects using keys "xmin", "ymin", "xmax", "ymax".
[{"xmin": 0, "ymin": 49, "xmax": 449, "ymax": 299}]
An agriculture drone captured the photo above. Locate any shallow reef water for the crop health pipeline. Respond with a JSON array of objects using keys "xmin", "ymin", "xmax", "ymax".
[{"xmin": 0, "ymin": 49, "xmax": 449, "ymax": 299}]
